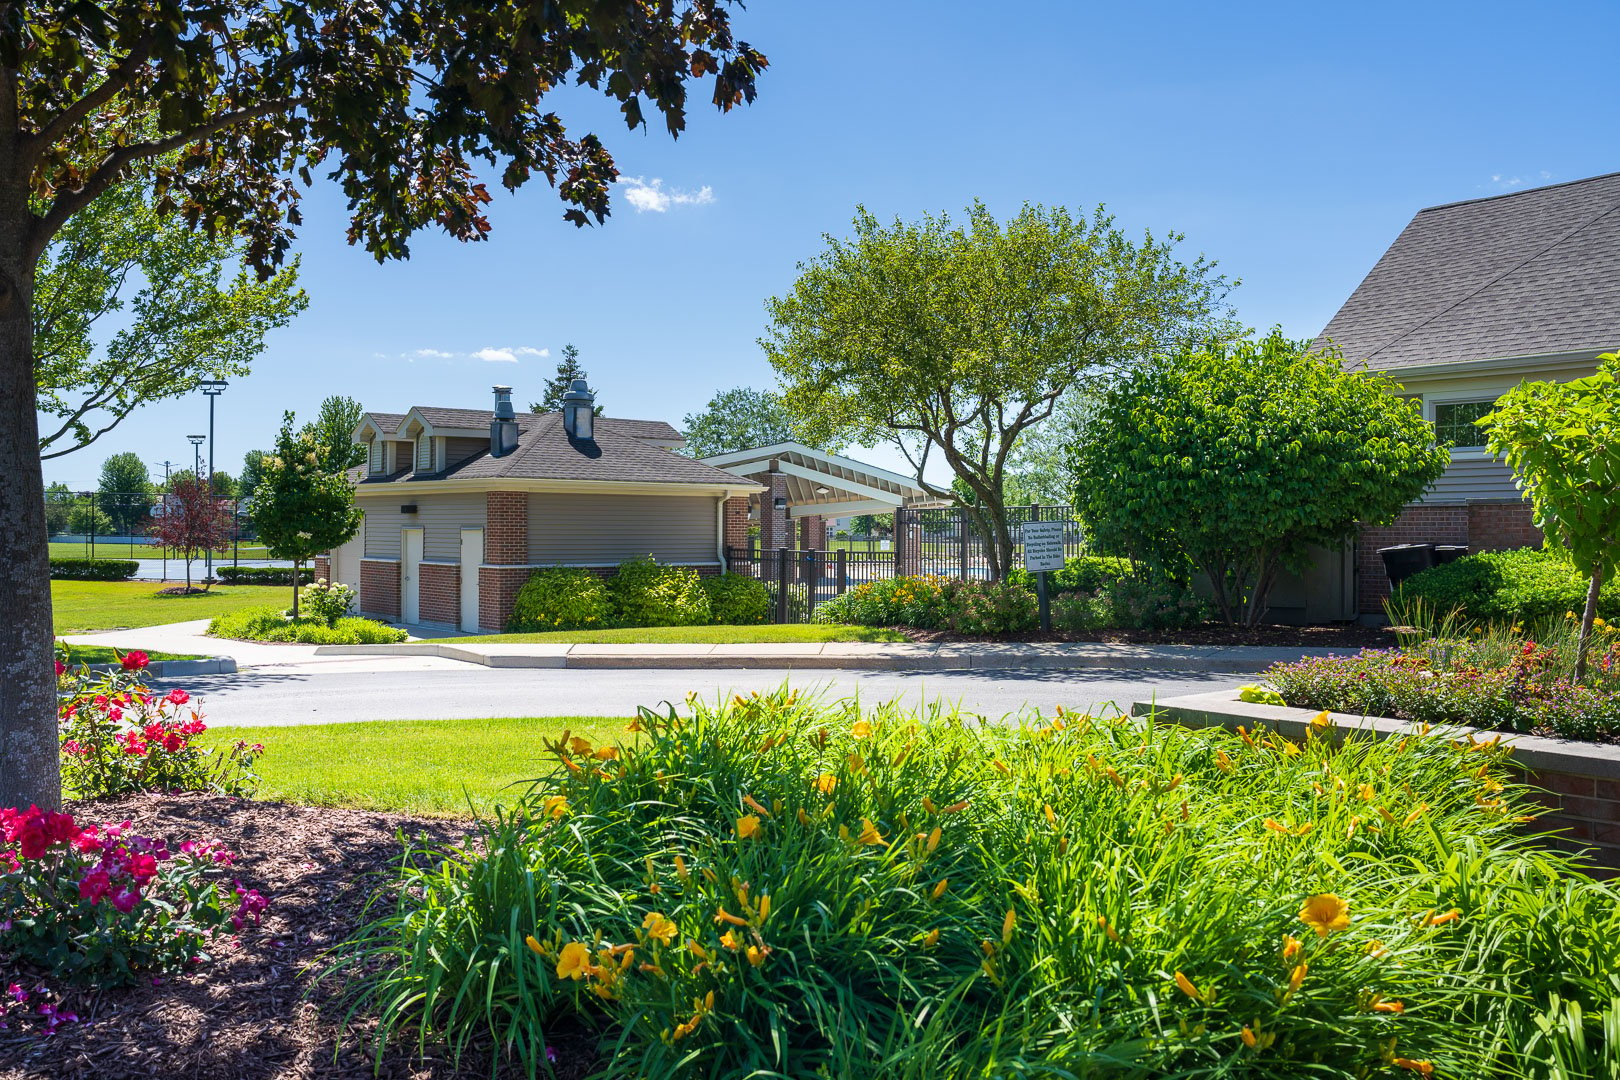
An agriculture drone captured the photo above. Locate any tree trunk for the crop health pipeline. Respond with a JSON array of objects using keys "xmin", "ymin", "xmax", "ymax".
[
  {"xmin": 291, "ymin": 559, "xmax": 301, "ymax": 617},
  {"xmin": 1575, "ymin": 565, "xmax": 1604, "ymax": 682},
  {"xmin": 0, "ymin": 205, "xmax": 63, "ymax": 810}
]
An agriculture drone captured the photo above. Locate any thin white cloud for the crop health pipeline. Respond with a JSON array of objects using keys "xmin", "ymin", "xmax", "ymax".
[
  {"xmin": 1487, "ymin": 171, "xmax": 1553, "ymax": 191},
  {"xmin": 400, "ymin": 346, "xmax": 549, "ymax": 363},
  {"xmin": 618, "ymin": 176, "xmax": 716, "ymax": 213}
]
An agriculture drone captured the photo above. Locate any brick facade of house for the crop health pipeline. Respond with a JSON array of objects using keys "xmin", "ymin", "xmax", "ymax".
[
  {"xmin": 484, "ymin": 491, "xmax": 527, "ymax": 563},
  {"xmin": 419, "ymin": 562, "xmax": 460, "ymax": 626},
  {"xmin": 359, "ymin": 558, "xmax": 400, "ymax": 618},
  {"xmin": 313, "ymin": 555, "xmax": 330, "ymax": 581},
  {"xmin": 1356, "ymin": 499, "xmax": 1542, "ymax": 614},
  {"xmin": 723, "ymin": 496, "xmax": 750, "ymax": 572}
]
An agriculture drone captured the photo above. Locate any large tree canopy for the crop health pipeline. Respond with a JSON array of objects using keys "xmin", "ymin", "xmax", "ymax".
[
  {"xmin": 0, "ymin": 0, "xmax": 767, "ymax": 809},
  {"xmin": 763, "ymin": 202, "xmax": 1234, "ymax": 580},
  {"xmin": 302, "ymin": 394, "xmax": 366, "ymax": 474},
  {"xmin": 34, "ymin": 166, "xmax": 306, "ymax": 459},
  {"xmin": 680, "ymin": 385, "xmax": 833, "ymax": 458}
]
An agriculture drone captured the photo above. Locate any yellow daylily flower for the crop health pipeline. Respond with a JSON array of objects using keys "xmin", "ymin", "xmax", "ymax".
[
  {"xmin": 745, "ymin": 945, "xmax": 769, "ymax": 966},
  {"xmin": 714, "ymin": 905, "xmax": 748, "ymax": 927},
  {"xmin": 1298, "ymin": 894, "xmax": 1350, "ymax": 937},
  {"xmin": 568, "ymin": 736, "xmax": 593, "ymax": 756},
  {"xmin": 926, "ymin": 826, "xmax": 941, "ymax": 853},
  {"xmin": 542, "ymin": 795, "xmax": 569, "ymax": 819},
  {"xmin": 1366, "ymin": 939, "xmax": 1389, "ymax": 958},
  {"xmin": 719, "ymin": 929, "xmax": 740, "ymax": 950},
  {"xmin": 556, "ymin": 941, "xmax": 594, "ymax": 980},
  {"xmin": 1001, "ymin": 907, "xmax": 1017, "ymax": 943},
  {"xmin": 921, "ymin": 796, "xmax": 939, "ymax": 814},
  {"xmin": 593, "ymin": 745, "xmax": 619, "ymax": 760},
  {"xmin": 814, "ymin": 772, "xmax": 838, "ymax": 795},
  {"xmin": 1173, "ymin": 971, "xmax": 1204, "ymax": 1003},
  {"xmin": 858, "ymin": 818, "xmax": 886, "ymax": 846},
  {"xmin": 1215, "ymin": 750, "xmax": 1233, "ymax": 773},
  {"xmin": 642, "ymin": 912, "xmax": 677, "ymax": 946},
  {"xmin": 525, "ymin": 934, "xmax": 545, "ymax": 956},
  {"xmin": 921, "ymin": 928, "xmax": 940, "ymax": 947},
  {"xmin": 931, "ymin": 878, "xmax": 949, "ymax": 901},
  {"xmin": 1281, "ymin": 934, "xmax": 1301, "ymax": 961},
  {"xmin": 736, "ymin": 814, "xmax": 762, "ymax": 840},
  {"xmin": 852, "ymin": 719, "xmax": 874, "ymax": 739}
]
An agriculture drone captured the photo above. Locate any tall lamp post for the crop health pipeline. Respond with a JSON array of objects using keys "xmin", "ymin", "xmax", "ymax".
[
  {"xmin": 186, "ymin": 435, "xmax": 205, "ymax": 584},
  {"xmin": 199, "ymin": 379, "xmax": 228, "ymax": 580}
]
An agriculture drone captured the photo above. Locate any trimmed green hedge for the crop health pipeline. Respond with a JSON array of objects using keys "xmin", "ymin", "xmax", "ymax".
[
  {"xmin": 1393, "ymin": 547, "xmax": 1620, "ymax": 623},
  {"xmin": 215, "ymin": 565, "xmax": 313, "ymax": 585},
  {"xmin": 509, "ymin": 567, "xmax": 613, "ymax": 632},
  {"xmin": 700, "ymin": 572, "xmax": 771, "ymax": 625},
  {"xmin": 207, "ymin": 605, "xmax": 407, "ymax": 644},
  {"xmin": 49, "ymin": 558, "xmax": 138, "ymax": 581}
]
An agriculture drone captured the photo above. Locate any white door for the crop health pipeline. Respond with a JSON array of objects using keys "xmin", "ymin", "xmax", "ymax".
[
  {"xmin": 459, "ymin": 528, "xmax": 483, "ymax": 633},
  {"xmin": 331, "ymin": 530, "xmax": 363, "ymax": 594},
  {"xmin": 401, "ymin": 528, "xmax": 423, "ymax": 624}
]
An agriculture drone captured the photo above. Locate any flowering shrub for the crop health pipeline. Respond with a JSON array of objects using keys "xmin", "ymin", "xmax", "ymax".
[
  {"xmin": 57, "ymin": 654, "xmax": 262, "ymax": 798},
  {"xmin": 341, "ymin": 691, "xmax": 1620, "ymax": 1078},
  {"xmin": 1265, "ymin": 638, "xmax": 1620, "ymax": 741},
  {"xmin": 935, "ymin": 578, "xmax": 1038, "ymax": 634},
  {"xmin": 207, "ymin": 604, "xmax": 407, "ymax": 644},
  {"xmin": 812, "ymin": 575, "xmax": 952, "ymax": 628},
  {"xmin": 0, "ymin": 804, "xmax": 266, "ymax": 985},
  {"xmin": 509, "ymin": 567, "xmax": 613, "ymax": 631},
  {"xmin": 700, "ymin": 573, "xmax": 771, "ymax": 625},
  {"xmin": 301, "ymin": 578, "xmax": 356, "ymax": 626}
]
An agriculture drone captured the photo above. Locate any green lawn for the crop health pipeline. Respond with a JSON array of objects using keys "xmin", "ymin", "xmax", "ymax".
[
  {"xmin": 49, "ymin": 540, "xmax": 272, "ymax": 560},
  {"xmin": 58, "ymin": 643, "xmax": 201, "ymax": 664},
  {"xmin": 202, "ymin": 717, "xmax": 630, "ymax": 816},
  {"xmin": 442, "ymin": 623, "xmax": 906, "ymax": 645},
  {"xmin": 51, "ymin": 580, "xmax": 295, "ymax": 633}
]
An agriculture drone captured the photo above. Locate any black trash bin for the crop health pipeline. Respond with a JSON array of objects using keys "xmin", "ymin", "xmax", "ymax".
[
  {"xmin": 1379, "ymin": 543, "xmax": 1437, "ymax": 588},
  {"xmin": 1433, "ymin": 545, "xmax": 1469, "ymax": 565}
]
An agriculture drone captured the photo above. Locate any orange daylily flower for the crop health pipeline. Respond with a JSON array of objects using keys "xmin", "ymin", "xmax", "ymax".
[
  {"xmin": 1282, "ymin": 935, "xmax": 1301, "ymax": 961},
  {"xmin": 736, "ymin": 814, "xmax": 762, "ymax": 840},
  {"xmin": 857, "ymin": 818, "xmax": 886, "ymax": 846},
  {"xmin": 1298, "ymin": 894, "xmax": 1350, "ymax": 937},
  {"xmin": 641, "ymin": 912, "xmax": 677, "ymax": 946},
  {"xmin": 1173, "ymin": 971, "xmax": 1204, "ymax": 1003},
  {"xmin": 743, "ymin": 795, "xmax": 771, "ymax": 817},
  {"xmin": 815, "ymin": 773, "xmax": 838, "ymax": 795}
]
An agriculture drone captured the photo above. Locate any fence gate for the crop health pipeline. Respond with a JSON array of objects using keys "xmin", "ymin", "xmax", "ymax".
[{"xmin": 727, "ymin": 504, "xmax": 1083, "ymax": 623}]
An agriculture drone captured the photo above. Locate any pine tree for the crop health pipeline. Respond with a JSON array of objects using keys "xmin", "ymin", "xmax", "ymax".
[{"xmin": 530, "ymin": 344, "xmax": 601, "ymax": 413}]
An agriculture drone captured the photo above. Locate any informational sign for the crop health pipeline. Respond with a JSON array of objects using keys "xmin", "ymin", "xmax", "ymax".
[{"xmin": 1021, "ymin": 520, "xmax": 1067, "ymax": 573}]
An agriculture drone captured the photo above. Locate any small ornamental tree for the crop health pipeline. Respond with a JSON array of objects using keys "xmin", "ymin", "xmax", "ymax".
[
  {"xmin": 1070, "ymin": 331, "xmax": 1448, "ymax": 627},
  {"xmin": 251, "ymin": 414, "xmax": 361, "ymax": 616},
  {"xmin": 151, "ymin": 474, "xmax": 232, "ymax": 592},
  {"xmin": 1482, "ymin": 353, "xmax": 1620, "ymax": 678}
]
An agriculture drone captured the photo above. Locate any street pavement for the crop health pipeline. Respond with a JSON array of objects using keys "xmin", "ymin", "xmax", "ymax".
[{"xmin": 150, "ymin": 663, "xmax": 1251, "ymax": 727}]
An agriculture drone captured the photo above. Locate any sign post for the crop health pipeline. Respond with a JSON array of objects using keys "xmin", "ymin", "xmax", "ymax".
[{"xmin": 1020, "ymin": 519, "xmax": 1066, "ymax": 632}]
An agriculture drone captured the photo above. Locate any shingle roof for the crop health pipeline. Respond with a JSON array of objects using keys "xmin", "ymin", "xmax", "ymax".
[
  {"xmin": 1315, "ymin": 172, "xmax": 1620, "ymax": 371},
  {"xmin": 356, "ymin": 410, "xmax": 746, "ymax": 488},
  {"xmin": 360, "ymin": 411, "xmax": 405, "ymax": 434}
]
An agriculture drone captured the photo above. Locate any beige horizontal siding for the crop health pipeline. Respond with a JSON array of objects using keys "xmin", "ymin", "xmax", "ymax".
[
  {"xmin": 1418, "ymin": 454, "xmax": 1524, "ymax": 505},
  {"xmin": 529, "ymin": 492, "xmax": 718, "ymax": 564},
  {"xmin": 363, "ymin": 493, "xmax": 487, "ymax": 560}
]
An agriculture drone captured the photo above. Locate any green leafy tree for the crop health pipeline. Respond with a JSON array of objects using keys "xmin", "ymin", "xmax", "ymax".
[
  {"xmin": 1070, "ymin": 331, "xmax": 1448, "ymax": 627},
  {"xmin": 681, "ymin": 386, "xmax": 834, "ymax": 458},
  {"xmin": 238, "ymin": 450, "xmax": 269, "ymax": 501},
  {"xmin": 34, "ymin": 163, "xmax": 305, "ymax": 459},
  {"xmin": 1482, "ymin": 353, "xmax": 1620, "ymax": 678},
  {"xmin": 252, "ymin": 414, "xmax": 363, "ymax": 617},
  {"xmin": 302, "ymin": 395, "xmax": 366, "ymax": 473},
  {"xmin": 66, "ymin": 501, "xmax": 112, "ymax": 537},
  {"xmin": 96, "ymin": 450, "xmax": 151, "ymax": 534},
  {"xmin": 529, "ymin": 344, "xmax": 601, "ymax": 414},
  {"xmin": 43, "ymin": 482, "xmax": 74, "ymax": 536},
  {"xmin": 0, "ymin": 2, "xmax": 765, "ymax": 808},
  {"xmin": 764, "ymin": 202, "xmax": 1235, "ymax": 580},
  {"xmin": 209, "ymin": 470, "xmax": 238, "ymax": 498}
]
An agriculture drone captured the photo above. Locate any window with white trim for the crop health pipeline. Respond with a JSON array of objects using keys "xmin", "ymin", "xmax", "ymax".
[{"xmin": 1432, "ymin": 400, "xmax": 1495, "ymax": 449}]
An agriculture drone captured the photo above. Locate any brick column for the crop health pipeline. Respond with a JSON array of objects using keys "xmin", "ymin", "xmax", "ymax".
[
  {"xmin": 798, "ymin": 515, "xmax": 827, "ymax": 550},
  {"xmin": 723, "ymin": 496, "xmax": 751, "ymax": 573},
  {"xmin": 479, "ymin": 491, "xmax": 530, "ymax": 632},
  {"xmin": 757, "ymin": 472, "xmax": 790, "ymax": 552},
  {"xmin": 313, "ymin": 555, "xmax": 331, "ymax": 581}
]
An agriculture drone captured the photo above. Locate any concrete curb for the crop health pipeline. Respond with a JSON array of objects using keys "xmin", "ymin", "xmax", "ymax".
[
  {"xmin": 81, "ymin": 657, "xmax": 240, "ymax": 677},
  {"xmin": 310, "ymin": 641, "xmax": 1348, "ymax": 673}
]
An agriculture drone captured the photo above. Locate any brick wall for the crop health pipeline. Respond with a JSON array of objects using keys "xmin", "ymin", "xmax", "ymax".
[
  {"xmin": 479, "ymin": 566, "xmax": 530, "ymax": 632},
  {"xmin": 313, "ymin": 555, "xmax": 330, "ymax": 581},
  {"xmin": 748, "ymin": 472, "xmax": 790, "ymax": 552},
  {"xmin": 419, "ymin": 562, "xmax": 460, "ymax": 625},
  {"xmin": 359, "ymin": 559, "xmax": 400, "ymax": 618},
  {"xmin": 1519, "ymin": 768, "xmax": 1620, "ymax": 872},
  {"xmin": 1468, "ymin": 500, "xmax": 1543, "ymax": 552},
  {"xmin": 723, "ymin": 497, "xmax": 750, "ymax": 571},
  {"xmin": 798, "ymin": 515, "xmax": 827, "ymax": 551},
  {"xmin": 1357, "ymin": 499, "xmax": 1544, "ymax": 613}
]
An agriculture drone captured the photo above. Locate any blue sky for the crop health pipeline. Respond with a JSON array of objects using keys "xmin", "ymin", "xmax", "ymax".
[{"xmin": 43, "ymin": 0, "xmax": 1620, "ymax": 488}]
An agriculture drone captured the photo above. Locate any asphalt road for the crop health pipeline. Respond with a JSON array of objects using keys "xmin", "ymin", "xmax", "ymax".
[{"xmin": 158, "ymin": 663, "xmax": 1251, "ymax": 727}]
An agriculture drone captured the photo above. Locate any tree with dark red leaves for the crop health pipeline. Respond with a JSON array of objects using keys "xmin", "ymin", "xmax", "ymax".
[{"xmin": 150, "ymin": 474, "xmax": 233, "ymax": 595}]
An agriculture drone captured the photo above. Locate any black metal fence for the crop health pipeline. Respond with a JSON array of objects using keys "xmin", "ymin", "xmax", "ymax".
[
  {"xmin": 43, "ymin": 489, "xmax": 279, "ymax": 571},
  {"xmin": 728, "ymin": 504, "xmax": 1083, "ymax": 622}
]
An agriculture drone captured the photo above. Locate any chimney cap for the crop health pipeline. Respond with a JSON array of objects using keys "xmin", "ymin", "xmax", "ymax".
[{"xmin": 492, "ymin": 384, "xmax": 513, "ymax": 395}]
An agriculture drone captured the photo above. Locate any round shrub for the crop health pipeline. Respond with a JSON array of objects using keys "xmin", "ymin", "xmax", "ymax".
[
  {"xmin": 937, "ymin": 578, "xmax": 1038, "ymax": 634},
  {"xmin": 1394, "ymin": 547, "xmax": 1620, "ymax": 624},
  {"xmin": 609, "ymin": 556, "xmax": 712, "ymax": 627},
  {"xmin": 701, "ymin": 572, "xmax": 770, "ymax": 625},
  {"xmin": 810, "ymin": 575, "xmax": 950, "ymax": 628},
  {"xmin": 509, "ymin": 567, "xmax": 613, "ymax": 632},
  {"xmin": 206, "ymin": 604, "xmax": 407, "ymax": 644},
  {"xmin": 1006, "ymin": 555, "xmax": 1133, "ymax": 595}
]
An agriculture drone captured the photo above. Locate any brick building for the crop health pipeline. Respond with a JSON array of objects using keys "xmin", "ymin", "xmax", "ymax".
[{"xmin": 1314, "ymin": 172, "xmax": 1620, "ymax": 616}]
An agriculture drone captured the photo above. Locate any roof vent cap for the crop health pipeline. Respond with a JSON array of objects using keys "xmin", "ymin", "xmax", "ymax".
[{"xmin": 561, "ymin": 379, "xmax": 595, "ymax": 441}]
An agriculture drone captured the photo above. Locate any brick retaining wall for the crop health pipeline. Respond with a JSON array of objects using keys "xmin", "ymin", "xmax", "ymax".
[{"xmin": 359, "ymin": 559, "xmax": 400, "ymax": 618}]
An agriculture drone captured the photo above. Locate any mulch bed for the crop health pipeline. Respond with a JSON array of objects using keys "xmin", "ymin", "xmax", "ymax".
[
  {"xmin": 897, "ymin": 622, "xmax": 1393, "ymax": 649},
  {"xmin": 0, "ymin": 796, "xmax": 593, "ymax": 1080}
]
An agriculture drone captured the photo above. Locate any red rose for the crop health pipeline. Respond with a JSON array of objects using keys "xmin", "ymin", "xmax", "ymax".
[
  {"xmin": 120, "ymin": 651, "xmax": 150, "ymax": 671},
  {"xmin": 54, "ymin": 660, "xmax": 65, "ymax": 677},
  {"xmin": 166, "ymin": 689, "xmax": 190, "ymax": 706}
]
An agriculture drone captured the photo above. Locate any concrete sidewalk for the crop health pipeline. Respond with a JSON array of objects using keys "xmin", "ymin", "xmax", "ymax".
[{"xmin": 313, "ymin": 639, "xmax": 1346, "ymax": 672}]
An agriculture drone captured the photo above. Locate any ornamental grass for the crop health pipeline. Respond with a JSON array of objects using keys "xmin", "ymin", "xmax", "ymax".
[{"xmin": 335, "ymin": 690, "xmax": 1620, "ymax": 1079}]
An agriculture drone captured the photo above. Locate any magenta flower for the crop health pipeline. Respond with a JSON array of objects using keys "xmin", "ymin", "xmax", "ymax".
[{"xmin": 120, "ymin": 650, "xmax": 150, "ymax": 671}]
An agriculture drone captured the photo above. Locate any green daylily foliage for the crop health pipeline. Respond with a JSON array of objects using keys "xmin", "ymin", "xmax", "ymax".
[
  {"xmin": 1482, "ymin": 354, "xmax": 1620, "ymax": 676},
  {"xmin": 1069, "ymin": 332, "xmax": 1448, "ymax": 627}
]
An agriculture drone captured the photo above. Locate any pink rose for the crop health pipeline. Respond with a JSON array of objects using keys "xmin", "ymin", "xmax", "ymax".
[
  {"xmin": 166, "ymin": 689, "xmax": 190, "ymax": 706},
  {"xmin": 120, "ymin": 650, "xmax": 149, "ymax": 672},
  {"xmin": 78, "ymin": 869, "xmax": 111, "ymax": 904},
  {"xmin": 110, "ymin": 887, "xmax": 140, "ymax": 914}
]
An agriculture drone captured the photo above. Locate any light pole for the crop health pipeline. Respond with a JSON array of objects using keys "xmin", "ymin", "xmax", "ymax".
[{"xmin": 200, "ymin": 379, "xmax": 228, "ymax": 579}]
